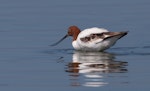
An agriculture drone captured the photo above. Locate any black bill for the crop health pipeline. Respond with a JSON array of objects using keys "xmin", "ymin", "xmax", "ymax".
[{"xmin": 50, "ymin": 34, "xmax": 68, "ymax": 46}]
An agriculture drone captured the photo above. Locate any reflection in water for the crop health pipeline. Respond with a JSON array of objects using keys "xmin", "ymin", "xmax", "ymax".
[{"xmin": 65, "ymin": 51, "xmax": 128, "ymax": 87}]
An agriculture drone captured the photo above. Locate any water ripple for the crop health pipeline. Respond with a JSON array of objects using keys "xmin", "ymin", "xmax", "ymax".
[
  {"xmin": 110, "ymin": 46, "xmax": 150, "ymax": 56},
  {"xmin": 45, "ymin": 45, "xmax": 150, "ymax": 56}
]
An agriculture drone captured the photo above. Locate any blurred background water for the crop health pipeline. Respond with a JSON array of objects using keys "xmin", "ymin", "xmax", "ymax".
[{"xmin": 0, "ymin": 0, "xmax": 150, "ymax": 91}]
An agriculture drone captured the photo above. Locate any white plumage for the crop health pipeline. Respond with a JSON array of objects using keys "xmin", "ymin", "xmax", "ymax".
[{"xmin": 72, "ymin": 27, "xmax": 127, "ymax": 51}]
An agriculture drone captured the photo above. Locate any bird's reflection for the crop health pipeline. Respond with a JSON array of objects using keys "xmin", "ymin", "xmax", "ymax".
[{"xmin": 65, "ymin": 51, "xmax": 128, "ymax": 87}]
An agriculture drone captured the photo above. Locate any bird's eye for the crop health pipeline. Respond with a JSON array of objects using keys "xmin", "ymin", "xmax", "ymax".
[
  {"xmin": 68, "ymin": 31, "xmax": 72, "ymax": 36},
  {"xmin": 68, "ymin": 31, "xmax": 71, "ymax": 34}
]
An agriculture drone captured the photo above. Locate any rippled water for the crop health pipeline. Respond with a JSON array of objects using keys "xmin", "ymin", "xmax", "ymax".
[{"xmin": 0, "ymin": 0, "xmax": 150, "ymax": 91}]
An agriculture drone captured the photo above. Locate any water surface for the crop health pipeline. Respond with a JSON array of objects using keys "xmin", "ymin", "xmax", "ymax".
[{"xmin": 0, "ymin": 0, "xmax": 150, "ymax": 91}]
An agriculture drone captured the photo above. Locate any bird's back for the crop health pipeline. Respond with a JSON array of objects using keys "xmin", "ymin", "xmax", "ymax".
[{"xmin": 77, "ymin": 27, "xmax": 108, "ymax": 39}]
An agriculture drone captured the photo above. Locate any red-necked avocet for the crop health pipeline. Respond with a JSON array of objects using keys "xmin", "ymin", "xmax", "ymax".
[{"xmin": 51, "ymin": 26, "xmax": 128, "ymax": 51}]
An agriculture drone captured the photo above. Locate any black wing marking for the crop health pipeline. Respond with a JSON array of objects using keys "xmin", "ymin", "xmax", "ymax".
[{"xmin": 80, "ymin": 33, "xmax": 105, "ymax": 43}]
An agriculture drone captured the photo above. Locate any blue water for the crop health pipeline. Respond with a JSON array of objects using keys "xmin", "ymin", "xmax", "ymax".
[{"xmin": 0, "ymin": 0, "xmax": 150, "ymax": 91}]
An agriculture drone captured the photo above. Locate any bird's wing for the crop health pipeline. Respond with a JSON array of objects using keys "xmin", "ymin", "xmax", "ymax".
[{"xmin": 80, "ymin": 31, "xmax": 128, "ymax": 43}]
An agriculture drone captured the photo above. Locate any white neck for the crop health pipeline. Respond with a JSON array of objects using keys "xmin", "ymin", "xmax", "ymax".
[{"xmin": 72, "ymin": 41, "xmax": 80, "ymax": 50}]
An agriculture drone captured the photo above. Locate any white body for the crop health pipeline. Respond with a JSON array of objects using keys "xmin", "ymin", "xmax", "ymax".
[{"xmin": 72, "ymin": 27, "xmax": 122, "ymax": 51}]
